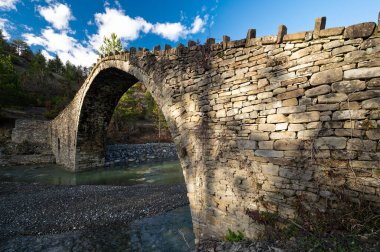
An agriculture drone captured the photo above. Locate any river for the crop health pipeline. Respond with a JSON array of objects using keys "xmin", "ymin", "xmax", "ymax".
[{"xmin": 0, "ymin": 161, "xmax": 195, "ymax": 251}]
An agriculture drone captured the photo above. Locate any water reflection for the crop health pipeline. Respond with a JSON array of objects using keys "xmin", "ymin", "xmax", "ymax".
[{"xmin": 0, "ymin": 160, "xmax": 184, "ymax": 186}]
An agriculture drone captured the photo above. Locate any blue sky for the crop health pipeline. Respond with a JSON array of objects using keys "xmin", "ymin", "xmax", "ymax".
[{"xmin": 0, "ymin": 0, "xmax": 378, "ymax": 66}]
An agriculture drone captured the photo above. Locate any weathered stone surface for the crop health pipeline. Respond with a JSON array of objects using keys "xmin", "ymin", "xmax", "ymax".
[
  {"xmin": 344, "ymin": 67, "xmax": 380, "ymax": 79},
  {"xmin": 347, "ymin": 139, "xmax": 377, "ymax": 151},
  {"xmin": 305, "ymin": 85, "xmax": 331, "ymax": 97},
  {"xmin": 307, "ymin": 104, "xmax": 340, "ymax": 111},
  {"xmin": 314, "ymin": 137, "xmax": 347, "ymax": 150},
  {"xmin": 288, "ymin": 112, "xmax": 320, "ymax": 123},
  {"xmin": 277, "ymin": 106, "xmax": 306, "ymax": 114},
  {"xmin": 323, "ymin": 40, "xmax": 344, "ymax": 50},
  {"xmin": 310, "ymin": 68, "xmax": 343, "ymax": 85},
  {"xmin": 348, "ymin": 90, "xmax": 380, "ymax": 101},
  {"xmin": 274, "ymin": 139, "xmax": 302, "ymax": 150},
  {"xmin": 362, "ymin": 97, "xmax": 380, "ymax": 109},
  {"xmin": 366, "ymin": 129, "xmax": 380, "ymax": 140},
  {"xmin": 332, "ymin": 110, "xmax": 368, "ymax": 120},
  {"xmin": 332, "ymin": 45, "xmax": 356, "ymax": 56},
  {"xmin": 283, "ymin": 32, "xmax": 306, "ymax": 42},
  {"xmin": 368, "ymin": 78, "xmax": 380, "ymax": 87},
  {"xmin": 276, "ymin": 89, "xmax": 305, "ymax": 100},
  {"xmin": 255, "ymin": 149, "xmax": 284, "ymax": 158},
  {"xmin": 331, "ymin": 80, "xmax": 366, "ymax": 93},
  {"xmin": 344, "ymin": 22, "xmax": 376, "ymax": 39},
  {"xmin": 318, "ymin": 93, "xmax": 348, "ymax": 103},
  {"xmin": 267, "ymin": 114, "xmax": 288, "ymax": 123},
  {"xmin": 319, "ymin": 27, "xmax": 345, "ymax": 37}
]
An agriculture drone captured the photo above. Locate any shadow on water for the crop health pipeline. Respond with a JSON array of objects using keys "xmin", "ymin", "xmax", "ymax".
[{"xmin": 0, "ymin": 160, "xmax": 185, "ymax": 186}]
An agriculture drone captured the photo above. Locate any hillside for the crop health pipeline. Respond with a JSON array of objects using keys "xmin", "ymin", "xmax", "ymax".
[{"xmin": 0, "ymin": 31, "xmax": 171, "ymax": 144}]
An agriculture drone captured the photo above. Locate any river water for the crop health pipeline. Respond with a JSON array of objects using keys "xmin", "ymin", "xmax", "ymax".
[{"xmin": 0, "ymin": 161, "xmax": 196, "ymax": 251}]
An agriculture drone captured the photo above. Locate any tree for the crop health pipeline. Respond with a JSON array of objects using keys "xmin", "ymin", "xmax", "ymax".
[
  {"xmin": 47, "ymin": 55, "xmax": 64, "ymax": 74},
  {"xmin": 98, "ymin": 33, "xmax": 123, "ymax": 55},
  {"xmin": 11, "ymin": 39, "xmax": 29, "ymax": 56}
]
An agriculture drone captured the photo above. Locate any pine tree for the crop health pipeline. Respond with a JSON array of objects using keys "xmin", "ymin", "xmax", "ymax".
[{"xmin": 98, "ymin": 33, "xmax": 123, "ymax": 55}]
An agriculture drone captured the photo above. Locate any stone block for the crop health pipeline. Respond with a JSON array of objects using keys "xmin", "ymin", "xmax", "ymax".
[
  {"xmin": 258, "ymin": 141, "xmax": 274, "ymax": 150},
  {"xmin": 297, "ymin": 52, "xmax": 330, "ymax": 64},
  {"xmin": 366, "ymin": 129, "xmax": 380, "ymax": 140},
  {"xmin": 258, "ymin": 124, "xmax": 276, "ymax": 132},
  {"xmin": 288, "ymin": 111, "xmax": 320, "ymax": 123},
  {"xmin": 305, "ymin": 85, "xmax": 331, "ymax": 97},
  {"xmin": 319, "ymin": 27, "xmax": 345, "ymax": 37},
  {"xmin": 250, "ymin": 132, "xmax": 270, "ymax": 141},
  {"xmin": 255, "ymin": 149, "xmax": 284, "ymax": 158},
  {"xmin": 283, "ymin": 31, "xmax": 307, "ymax": 42},
  {"xmin": 237, "ymin": 140, "xmax": 257, "ymax": 150},
  {"xmin": 270, "ymin": 131, "xmax": 296, "ymax": 140},
  {"xmin": 274, "ymin": 139, "xmax": 302, "ymax": 150},
  {"xmin": 332, "ymin": 45, "xmax": 356, "ymax": 56},
  {"xmin": 368, "ymin": 78, "xmax": 380, "ymax": 87},
  {"xmin": 283, "ymin": 98, "xmax": 298, "ymax": 107},
  {"xmin": 262, "ymin": 163, "xmax": 280, "ymax": 176},
  {"xmin": 323, "ymin": 40, "xmax": 344, "ymax": 50},
  {"xmin": 344, "ymin": 22, "xmax": 376, "ymax": 39},
  {"xmin": 288, "ymin": 124, "xmax": 305, "ymax": 132},
  {"xmin": 344, "ymin": 67, "xmax": 380, "ymax": 80},
  {"xmin": 347, "ymin": 139, "xmax": 377, "ymax": 151},
  {"xmin": 275, "ymin": 123, "xmax": 289, "ymax": 131},
  {"xmin": 307, "ymin": 104, "xmax": 340, "ymax": 111},
  {"xmin": 314, "ymin": 137, "xmax": 347, "ymax": 149},
  {"xmin": 281, "ymin": 77, "xmax": 308, "ymax": 86},
  {"xmin": 277, "ymin": 25, "xmax": 287, "ymax": 43},
  {"xmin": 348, "ymin": 90, "xmax": 380, "ymax": 101},
  {"xmin": 331, "ymin": 80, "xmax": 366, "ymax": 93},
  {"xmin": 362, "ymin": 97, "xmax": 380, "ymax": 109},
  {"xmin": 277, "ymin": 105, "xmax": 306, "ymax": 114},
  {"xmin": 267, "ymin": 114, "xmax": 288, "ymax": 123},
  {"xmin": 334, "ymin": 129, "xmax": 363, "ymax": 137},
  {"xmin": 332, "ymin": 110, "xmax": 367, "ymax": 120},
  {"xmin": 277, "ymin": 89, "xmax": 305, "ymax": 100},
  {"xmin": 318, "ymin": 93, "xmax": 348, "ymax": 103},
  {"xmin": 310, "ymin": 68, "xmax": 343, "ymax": 85}
]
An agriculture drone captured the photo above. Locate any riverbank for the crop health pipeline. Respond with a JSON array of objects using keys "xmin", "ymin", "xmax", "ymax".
[{"xmin": 0, "ymin": 182, "xmax": 189, "ymax": 250}]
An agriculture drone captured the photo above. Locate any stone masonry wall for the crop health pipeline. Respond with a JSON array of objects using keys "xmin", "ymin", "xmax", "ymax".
[
  {"xmin": 51, "ymin": 15, "xmax": 380, "ymax": 241},
  {"xmin": 11, "ymin": 119, "xmax": 50, "ymax": 144}
]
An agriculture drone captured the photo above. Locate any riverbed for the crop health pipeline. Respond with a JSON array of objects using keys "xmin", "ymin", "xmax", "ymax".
[{"xmin": 0, "ymin": 161, "xmax": 195, "ymax": 251}]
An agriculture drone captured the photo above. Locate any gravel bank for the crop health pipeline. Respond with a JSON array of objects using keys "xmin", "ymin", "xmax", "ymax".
[{"xmin": 0, "ymin": 182, "xmax": 189, "ymax": 245}]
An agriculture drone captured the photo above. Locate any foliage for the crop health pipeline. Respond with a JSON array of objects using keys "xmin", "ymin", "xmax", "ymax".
[
  {"xmin": 98, "ymin": 33, "xmax": 123, "ymax": 55},
  {"xmin": 224, "ymin": 229, "xmax": 244, "ymax": 242},
  {"xmin": 0, "ymin": 30, "xmax": 87, "ymax": 115}
]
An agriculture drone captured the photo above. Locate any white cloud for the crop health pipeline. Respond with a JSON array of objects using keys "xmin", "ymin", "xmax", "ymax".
[
  {"xmin": 152, "ymin": 15, "xmax": 207, "ymax": 41},
  {"xmin": 0, "ymin": 0, "xmax": 18, "ymax": 11},
  {"xmin": 0, "ymin": 18, "xmax": 11, "ymax": 39},
  {"xmin": 41, "ymin": 49, "xmax": 54, "ymax": 60},
  {"xmin": 90, "ymin": 8, "xmax": 152, "ymax": 48},
  {"xmin": 152, "ymin": 22, "xmax": 186, "ymax": 42},
  {"xmin": 38, "ymin": 3, "xmax": 74, "ymax": 30},
  {"xmin": 23, "ymin": 6, "xmax": 208, "ymax": 67},
  {"xmin": 23, "ymin": 28, "xmax": 97, "ymax": 67},
  {"xmin": 90, "ymin": 7, "xmax": 208, "ymax": 45}
]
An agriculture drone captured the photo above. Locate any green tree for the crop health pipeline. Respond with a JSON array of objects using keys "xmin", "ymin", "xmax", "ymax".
[
  {"xmin": 98, "ymin": 33, "xmax": 123, "ymax": 55},
  {"xmin": 144, "ymin": 91, "xmax": 168, "ymax": 140},
  {"xmin": 11, "ymin": 39, "xmax": 29, "ymax": 56},
  {"xmin": 29, "ymin": 50, "xmax": 47, "ymax": 82},
  {"xmin": 47, "ymin": 55, "xmax": 64, "ymax": 74}
]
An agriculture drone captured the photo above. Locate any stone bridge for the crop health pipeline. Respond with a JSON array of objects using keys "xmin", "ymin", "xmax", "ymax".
[{"xmin": 51, "ymin": 15, "xmax": 380, "ymax": 240}]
